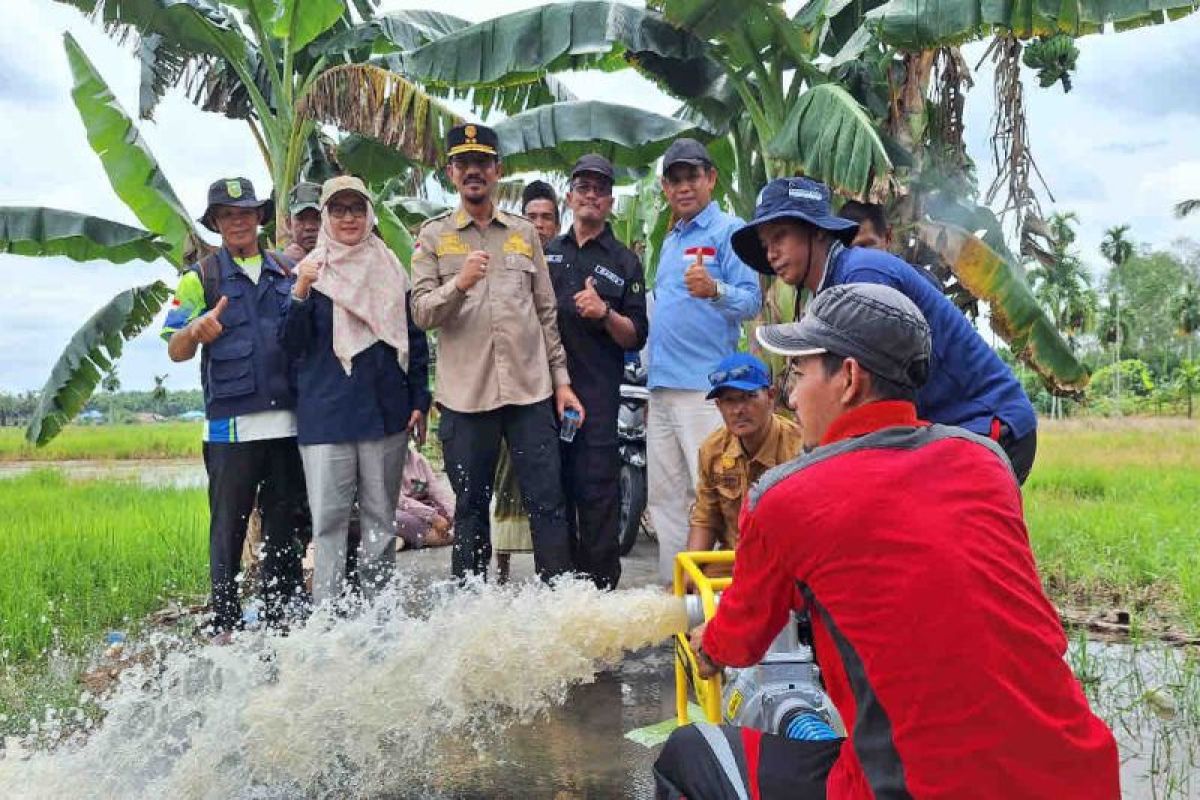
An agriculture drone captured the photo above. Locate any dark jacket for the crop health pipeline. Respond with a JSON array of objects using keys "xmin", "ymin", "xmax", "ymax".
[
  {"xmin": 280, "ymin": 289, "xmax": 431, "ymax": 445},
  {"xmin": 198, "ymin": 248, "xmax": 297, "ymax": 420},
  {"xmin": 825, "ymin": 245, "xmax": 1037, "ymax": 438}
]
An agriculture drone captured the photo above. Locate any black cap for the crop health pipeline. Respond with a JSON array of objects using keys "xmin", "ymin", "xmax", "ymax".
[
  {"xmin": 661, "ymin": 138, "xmax": 712, "ymax": 174},
  {"xmin": 447, "ymin": 123, "xmax": 499, "ymax": 158},
  {"xmin": 569, "ymin": 154, "xmax": 615, "ymax": 182},
  {"xmin": 731, "ymin": 177, "xmax": 859, "ymax": 274},
  {"xmin": 288, "ymin": 181, "xmax": 322, "ymax": 215},
  {"xmin": 198, "ymin": 177, "xmax": 272, "ymax": 233},
  {"xmin": 757, "ymin": 283, "xmax": 931, "ymax": 389}
]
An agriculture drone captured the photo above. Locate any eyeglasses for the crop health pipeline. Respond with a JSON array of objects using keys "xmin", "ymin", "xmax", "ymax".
[
  {"xmin": 708, "ymin": 364, "xmax": 761, "ymax": 386},
  {"xmin": 328, "ymin": 203, "xmax": 368, "ymax": 219},
  {"xmin": 571, "ymin": 180, "xmax": 612, "ymax": 198}
]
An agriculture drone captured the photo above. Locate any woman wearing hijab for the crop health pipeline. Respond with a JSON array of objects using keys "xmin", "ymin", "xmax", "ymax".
[{"xmin": 281, "ymin": 175, "xmax": 431, "ymax": 606}]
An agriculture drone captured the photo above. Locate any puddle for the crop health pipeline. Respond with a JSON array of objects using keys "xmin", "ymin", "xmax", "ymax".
[{"xmin": 0, "ymin": 459, "xmax": 207, "ymax": 488}]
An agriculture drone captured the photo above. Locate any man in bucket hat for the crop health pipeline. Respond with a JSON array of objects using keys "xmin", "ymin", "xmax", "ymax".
[
  {"xmin": 731, "ymin": 177, "xmax": 1038, "ymax": 483},
  {"xmin": 655, "ymin": 283, "xmax": 1119, "ymax": 800},
  {"xmin": 162, "ymin": 176, "xmax": 308, "ymax": 641}
]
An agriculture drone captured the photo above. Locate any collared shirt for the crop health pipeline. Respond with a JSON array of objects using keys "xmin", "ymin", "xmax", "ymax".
[
  {"xmin": 647, "ymin": 201, "xmax": 762, "ymax": 391},
  {"xmin": 689, "ymin": 413, "xmax": 802, "ymax": 548},
  {"xmin": 822, "ymin": 245, "xmax": 1037, "ymax": 438},
  {"xmin": 546, "ymin": 223, "xmax": 648, "ymax": 447},
  {"xmin": 411, "ymin": 205, "xmax": 570, "ymax": 413}
]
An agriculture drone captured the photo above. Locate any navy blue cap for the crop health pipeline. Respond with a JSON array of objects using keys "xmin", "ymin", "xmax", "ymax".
[
  {"xmin": 705, "ymin": 353, "xmax": 772, "ymax": 400},
  {"xmin": 731, "ymin": 177, "xmax": 859, "ymax": 274}
]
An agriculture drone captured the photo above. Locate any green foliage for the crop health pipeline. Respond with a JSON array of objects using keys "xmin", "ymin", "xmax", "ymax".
[
  {"xmin": 0, "ymin": 470, "xmax": 207, "ymax": 662},
  {"xmin": 0, "ymin": 208, "xmax": 171, "ymax": 265},
  {"xmin": 1106, "ymin": 248, "xmax": 1200, "ymax": 359},
  {"xmin": 0, "ymin": 422, "xmax": 202, "ymax": 461},
  {"xmin": 26, "ymin": 282, "xmax": 172, "ymax": 447},
  {"xmin": 1022, "ymin": 33, "xmax": 1080, "ymax": 91},
  {"xmin": 1090, "ymin": 358, "xmax": 1155, "ymax": 397}
]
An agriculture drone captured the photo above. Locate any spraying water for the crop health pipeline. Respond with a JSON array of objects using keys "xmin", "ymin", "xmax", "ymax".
[{"xmin": 0, "ymin": 578, "xmax": 688, "ymax": 799}]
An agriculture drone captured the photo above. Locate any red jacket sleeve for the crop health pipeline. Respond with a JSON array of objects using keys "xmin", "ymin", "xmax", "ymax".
[{"xmin": 702, "ymin": 503, "xmax": 797, "ymax": 668}]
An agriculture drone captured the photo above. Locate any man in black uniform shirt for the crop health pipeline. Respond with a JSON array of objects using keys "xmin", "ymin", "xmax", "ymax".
[{"xmin": 546, "ymin": 154, "xmax": 649, "ymax": 589}]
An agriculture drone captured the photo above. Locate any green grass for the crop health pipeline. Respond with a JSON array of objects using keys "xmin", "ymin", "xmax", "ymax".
[
  {"xmin": 0, "ymin": 470, "xmax": 208, "ymax": 663},
  {"xmin": 1025, "ymin": 419, "xmax": 1200, "ymax": 630},
  {"xmin": 0, "ymin": 422, "xmax": 202, "ymax": 461}
]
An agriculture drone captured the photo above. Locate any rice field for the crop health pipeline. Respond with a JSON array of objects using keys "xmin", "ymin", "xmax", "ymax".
[{"xmin": 0, "ymin": 423, "xmax": 202, "ymax": 461}]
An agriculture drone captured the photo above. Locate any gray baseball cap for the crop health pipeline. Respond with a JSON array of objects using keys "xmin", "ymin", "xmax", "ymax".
[
  {"xmin": 757, "ymin": 283, "xmax": 932, "ymax": 389},
  {"xmin": 288, "ymin": 181, "xmax": 322, "ymax": 215}
]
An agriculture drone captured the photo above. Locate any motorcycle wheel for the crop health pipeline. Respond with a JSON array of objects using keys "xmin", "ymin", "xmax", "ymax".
[{"xmin": 618, "ymin": 461, "xmax": 648, "ymax": 556}]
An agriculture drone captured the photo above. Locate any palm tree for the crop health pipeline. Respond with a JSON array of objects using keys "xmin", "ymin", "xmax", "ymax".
[
  {"xmin": 1100, "ymin": 224, "xmax": 1136, "ymax": 411},
  {"xmin": 1175, "ymin": 281, "xmax": 1200, "ymax": 363}
]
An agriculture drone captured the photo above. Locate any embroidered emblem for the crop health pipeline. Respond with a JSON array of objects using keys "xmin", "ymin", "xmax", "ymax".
[
  {"xmin": 593, "ymin": 265, "xmax": 625, "ymax": 287},
  {"xmin": 503, "ymin": 233, "xmax": 533, "ymax": 257},
  {"xmin": 630, "ymin": 281, "xmax": 643, "ymax": 294},
  {"xmin": 545, "ymin": 253, "xmax": 564, "ymax": 263},
  {"xmin": 436, "ymin": 233, "xmax": 469, "ymax": 256},
  {"xmin": 464, "ymin": 124, "xmax": 478, "ymax": 141},
  {"xmin": 226, "ymin": 179, "xmax": 243, "ymax": 199}
]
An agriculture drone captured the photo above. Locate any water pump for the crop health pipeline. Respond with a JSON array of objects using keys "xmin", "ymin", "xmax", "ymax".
[{"xmin": 675, "ymin": 551, "xmax": 843, "ymax": 739}]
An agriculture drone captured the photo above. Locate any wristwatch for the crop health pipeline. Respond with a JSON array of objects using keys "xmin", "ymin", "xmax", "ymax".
[{"xmin": 710, "ymin": 280, "xmax": 725, "ymax": 302}]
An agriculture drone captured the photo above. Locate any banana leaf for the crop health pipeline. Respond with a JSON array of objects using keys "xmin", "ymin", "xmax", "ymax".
[
  {"xmin": 384, "ymin": 197, "xmax": 450, "ymax": 230},
  {"xmin": 64, "ymin": 33, "xmax": 201, "ymax": 266},
  {"xmin": 916, "ymin": 221, "xmax": 1089, "ymax": 395},
  {"xmin": 335, "ymin": 134, "xmax": 419, "ymax": 184},
  {"xmin": 26, "ymin": 281, "xmax": 172, "ymax": 446},
  {"xmin": 767, "ymin": 83, "xmax": 894, "ymax": 202},
  {"xmin": 400, "ymin": 1, "xmax": 731, "ymax": 121},
  {"xmin": 0, "ymin": 207, "xmax": 171, "ymax": 264},
  {"xmin": 311, "ymin": 9, "xmax": 471, "ymax": 57},
  {"xmin": 492, "ymin": 100, "xmax": 704, "ymax": 175},
  {"xmin": 867, "ymin": 0, "xmax": 1199, "ymax": 48},
  {"xmin": 646, "ymin": 0, "xmax": 773, "ymax": 40},
  {"xmin": 374, "ymin": 198, "xmax": 414, "ymax": 268},
  {"xmin": 271, "ymin": 0, "xmax": 346, "ymax": 51}
]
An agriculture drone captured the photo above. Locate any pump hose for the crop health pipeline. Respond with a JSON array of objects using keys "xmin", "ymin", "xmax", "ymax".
[{"xmin": 782, "ymin": 711, "xmax": 839, "ymax": 741}]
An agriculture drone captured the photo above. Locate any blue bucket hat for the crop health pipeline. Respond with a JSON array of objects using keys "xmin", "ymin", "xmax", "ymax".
[
  {"xmin": 705, "ymin": 353, "xmax": 772, "ymax": 400},
  {"xmin": 731, "ymin": 177, "xmax": 859, "ymax": 275}
]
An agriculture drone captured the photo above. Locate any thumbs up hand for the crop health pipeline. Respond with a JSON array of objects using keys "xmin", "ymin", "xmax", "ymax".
[
  {"xmin": 684, "ymin": 250, "xmax": 717, "ymax": 299},
  {"xmin": 190, "ymin": 295, "xmax": 229, "ymax": 344},
  {"xmin": 573, "ymin": 276, "xmax": 609, "ymax": 320}
]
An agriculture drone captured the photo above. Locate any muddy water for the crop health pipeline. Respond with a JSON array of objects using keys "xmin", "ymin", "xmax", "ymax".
[{"xmin": 0, "ymin": 458, "xmax": 206, "ymax": 487}]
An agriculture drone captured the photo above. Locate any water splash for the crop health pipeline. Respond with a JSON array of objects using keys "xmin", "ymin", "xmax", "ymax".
[{"xmin": 0, "ymin": 579, "xmax": 687, "ymax": 799}]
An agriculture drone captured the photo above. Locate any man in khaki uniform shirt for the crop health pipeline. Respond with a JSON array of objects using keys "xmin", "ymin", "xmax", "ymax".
[
  {"xmin": 411, "ymin": 123, "xmax": 584, "ymax": 581},
  {"xmin": 687, "ymin": 354, "xmax": 802, "ymax": 571}
]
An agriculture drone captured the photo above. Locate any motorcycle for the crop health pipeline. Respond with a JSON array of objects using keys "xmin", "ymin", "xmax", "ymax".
[{"xmin": 617, "ymin": 358, "xmax": 650, "ymax": 556}]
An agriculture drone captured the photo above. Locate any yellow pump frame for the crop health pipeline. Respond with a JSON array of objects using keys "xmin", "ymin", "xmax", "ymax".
[{"xmin": 673, "ymin": 550, "xmax": 735, "ymax": 726}]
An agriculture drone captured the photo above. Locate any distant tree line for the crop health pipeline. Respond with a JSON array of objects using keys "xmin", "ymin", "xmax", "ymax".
[{"xmin": 0, "ymin": 385, "xmax": 203, "ymax": 427}]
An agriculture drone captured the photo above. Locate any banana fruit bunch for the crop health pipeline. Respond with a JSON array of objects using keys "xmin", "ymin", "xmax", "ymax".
[{"xmin": 1022, "ymin": 33, "xmax": 1080, "ymax": 92}]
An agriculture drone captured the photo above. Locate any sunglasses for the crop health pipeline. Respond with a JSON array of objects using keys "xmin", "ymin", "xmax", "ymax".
[{"xmin": 708, "ymin": 364, "xmax": 761, "ymax": 386}]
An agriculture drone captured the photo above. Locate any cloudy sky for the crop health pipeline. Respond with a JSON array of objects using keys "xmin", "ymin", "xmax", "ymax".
[{"xmin": 1, "ymin": 0, "xmax": 1197, "ymax": 391}]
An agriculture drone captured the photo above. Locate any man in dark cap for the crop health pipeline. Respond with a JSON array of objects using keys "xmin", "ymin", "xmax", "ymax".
[
  {"xmin": 411, "ymin": 123, "xmax": 584, "ymax": 582},
  {"xmin": 655, "ymin": 283, "xmax": 1119, "ymax": 800},
  {"xmin": 522, "ymin": 180, "xmax": 561, "ymax": 246},
  {"xmin": 542, "ymin": 153, "xmax": 648, "ymax": 589},
  {"xmin": 731, "ymin": 177, "xmax": 1037, "ymax": 483},
  {"xmin": 161, "ymin": 177, "xmax": 307, "ymax": 641},
  {"xmin": 647, "ymin": 137, "xmax": 762, "ymax": 584},
  {"xmin": 282, "ymin": 181, "xmax": 322, "ymax": 262}
]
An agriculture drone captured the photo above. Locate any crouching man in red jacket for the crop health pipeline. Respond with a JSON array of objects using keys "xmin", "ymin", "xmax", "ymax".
[{"xmin": 654, "ymin": 282, "xmax": 1119, "ymax": 800}]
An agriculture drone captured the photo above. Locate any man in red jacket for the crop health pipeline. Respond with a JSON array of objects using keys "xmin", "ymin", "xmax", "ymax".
[{"xmin": 654, "ymin": 283, "xmax": 1119, "ymax": 800}]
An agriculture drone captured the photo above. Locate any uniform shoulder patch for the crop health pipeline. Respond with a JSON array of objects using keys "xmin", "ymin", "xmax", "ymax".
[
  {"xmin": 503, "ymin": 231, "xmax": 534, "ymax": 257},
  {"xmin": 435, "ymin": 231, "xmax": 470, "ymax": 256}
]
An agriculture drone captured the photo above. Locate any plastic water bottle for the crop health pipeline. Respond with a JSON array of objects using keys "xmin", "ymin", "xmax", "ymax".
[
  {"xmin": 784, "ymin": 712, "xmax": 839, "ymax": 741},
  {"xmin": 104, "ymin": 631, "xmax": 126, "ymax": 646},
  {"xmin": 559, "ymin": 408, "xmax": 581, "ymax": 443}
]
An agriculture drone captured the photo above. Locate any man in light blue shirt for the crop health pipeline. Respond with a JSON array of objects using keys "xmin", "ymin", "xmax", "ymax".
[{"xmin": 646, "ymin": 138, "xmax": 762, "ymax": 582}]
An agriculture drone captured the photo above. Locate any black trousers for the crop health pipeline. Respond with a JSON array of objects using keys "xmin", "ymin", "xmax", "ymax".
[
  {"xmin": 438, "ymin": 400, "xmax": 572, "ymax": 581},
  {"xmin": 996, "ymin": 423, "xmax": 1038, "ymax": 485},
  {"xmin": 202, "ymin": 438, "xmax": 309, "ymax": 632},
  {"xmin": 562, "ymin": 440, "xmax": 621, "ymax": 590}
]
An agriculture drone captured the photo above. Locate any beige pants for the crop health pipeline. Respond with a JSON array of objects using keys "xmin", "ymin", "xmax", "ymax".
[{"xmin": 647, "ymin": 388, "xmax": 723, "ymax": 583}]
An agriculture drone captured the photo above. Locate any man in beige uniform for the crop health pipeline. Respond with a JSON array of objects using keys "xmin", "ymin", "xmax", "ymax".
[{"xmin": 411, "ymin": 123, "xmax": 584, "ymax": 581}]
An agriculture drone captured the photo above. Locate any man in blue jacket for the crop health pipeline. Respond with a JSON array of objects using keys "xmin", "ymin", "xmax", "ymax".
[
  {"xmin": 731, "ymin": 178, "xmax": 1037, "ymax": 482},
  {"xmin": 163, "ymin": 177, "xmax": 308, "ymax": 639},
  {"xmin": 647, "ymin": 138, "xmax": 762, "ymax": 583}
]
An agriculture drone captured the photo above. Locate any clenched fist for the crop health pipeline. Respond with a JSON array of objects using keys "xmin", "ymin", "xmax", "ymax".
[
  {"xmin": 293, "ymin": 259, "xmax": 320, "ymax": 299},
  {"xmin": 454, "ymin": 250, "xmax": 490, "ymax": 292},
  {"xmin": 189, "ymin": 295, "xmax": 229, "ymax": 345}
]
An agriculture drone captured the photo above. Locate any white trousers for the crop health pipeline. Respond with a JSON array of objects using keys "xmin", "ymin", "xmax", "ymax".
[
  {"xmin": 300, "ymin": 432, "xmax": 406, "ymax": 606},
  {"xmin": 647, "ymin": 388, "xmax": 723, "ymax": 583}
]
